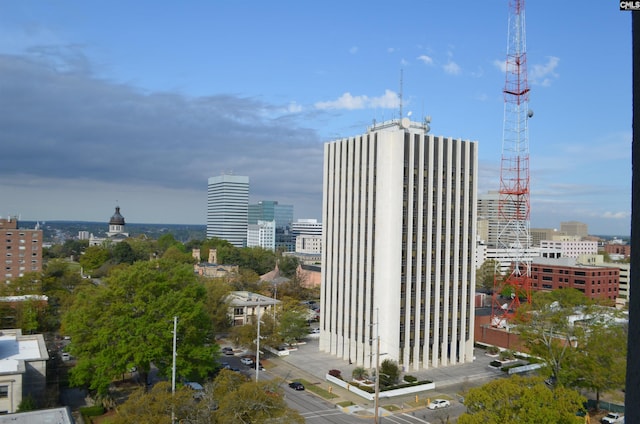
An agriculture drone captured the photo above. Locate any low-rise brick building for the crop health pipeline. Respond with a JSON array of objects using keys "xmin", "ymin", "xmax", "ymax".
[{"xmin": 529, "ymin": 257, "xmax": 619, "ymax": 302}]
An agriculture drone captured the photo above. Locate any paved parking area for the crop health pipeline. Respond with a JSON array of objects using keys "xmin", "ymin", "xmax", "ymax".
[{"xmin": 261, "ymin": 336, "xmax": 502, "ymax": 417}]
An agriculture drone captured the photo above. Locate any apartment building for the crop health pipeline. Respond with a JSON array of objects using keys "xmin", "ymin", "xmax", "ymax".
[{"xmin": 0, "ymin": 218, "xmax": 42, "ymax": 283}]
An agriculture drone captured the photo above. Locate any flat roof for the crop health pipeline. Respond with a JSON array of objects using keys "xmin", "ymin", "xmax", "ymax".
[
  {"xmin": 0, "ymin": 333, "xmax": 47, "ymax": 374},
  {"xmin": 0, "ymin": 406, "xmax": 74, "ymax": 424}
]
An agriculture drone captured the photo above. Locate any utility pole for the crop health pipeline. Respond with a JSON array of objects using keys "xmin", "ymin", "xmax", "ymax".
[
  {"xmin": 256, "ymin": 301, "xmax": 261, "ymax": 383},
  {"xmin": 171, "ymin": 316, "xmax": 177, "ymax": 424}
]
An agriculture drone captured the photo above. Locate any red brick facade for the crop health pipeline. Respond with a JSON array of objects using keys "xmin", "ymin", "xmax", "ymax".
[
  {"xmin": 530, "ymin": 262, "xmax": 619, "ymax": 302},
  {"xmin": 0, "ymin": 218, "xmax": 43, "ymax": 282},
  {"xmin": 604, "ymin": 243, "xmax": 631, "ymax": 258}
]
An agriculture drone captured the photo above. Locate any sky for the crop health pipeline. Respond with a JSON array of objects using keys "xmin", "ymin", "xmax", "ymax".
[{"xmin": 0, "ymin": 1, "xmax": 632, "ymax": 236}]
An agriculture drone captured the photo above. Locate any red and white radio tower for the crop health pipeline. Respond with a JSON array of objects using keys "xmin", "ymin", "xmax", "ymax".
[{"xmin": 491, "ymin": 0, "xmax": 533, "ymax": 327}]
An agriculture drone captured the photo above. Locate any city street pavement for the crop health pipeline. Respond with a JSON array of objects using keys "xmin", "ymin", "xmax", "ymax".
[{"xmin": 262, "ymin": 336, "xmax": 503, "ymax": 419}]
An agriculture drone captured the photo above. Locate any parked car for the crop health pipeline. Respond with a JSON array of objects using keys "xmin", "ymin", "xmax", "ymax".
[
  {"xmin": 601, "ymin": 412, "xmax": 624, "ymax": 423},
  {"xmin": 428, "ymin": 399, "xmax": 451, "ymax": 410},
  {"xmin": 185, "ymin": 382, "xmax": 205, "ymax": 399},
  {"xmin": 240, "ymin": 357, "xmax": 254, "ymax": 366},
  {"xmin": 289, "ymin": 382, "xmax": 305, "ymax": 391},
  {"xmin": 222, "ymin": 347, "xmax": 234, "ymax": 355}
]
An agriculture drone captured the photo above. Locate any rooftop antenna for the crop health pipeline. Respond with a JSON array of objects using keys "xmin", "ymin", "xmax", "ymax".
[{"xmin": 399, "ymin": 68, "xmax": 404, "ymax": 121}]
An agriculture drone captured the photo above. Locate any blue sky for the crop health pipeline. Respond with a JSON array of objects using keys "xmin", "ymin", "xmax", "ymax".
[{"xmin": 0, "ymin": 1, "xmax": 632, "ymax": 236}]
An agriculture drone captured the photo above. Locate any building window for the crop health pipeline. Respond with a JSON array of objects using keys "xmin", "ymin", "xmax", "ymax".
[{"xmin": 0, "ymin": 386, "xmax": 8, "ymax": 398}]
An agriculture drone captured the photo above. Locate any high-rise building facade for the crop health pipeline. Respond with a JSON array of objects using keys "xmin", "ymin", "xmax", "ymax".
[
  {"xmin": 0, "ymin": 218, "xmax": 42, "ymax": 283},
  {"xmin": 291, "ymin": 219, "xmax": 323, "ymax": 237},
  {"xmin": 248, "ymin": 200, "xmax": 294, "ymax": 251},
  {"xmin": 320, "ymin": 119, "xmax": 477, "ymax": 370},
  {"xmin": 560, "ymin": 221, "xmax": 588, "ymax": 238},
  {"xmin": 207, "ymin": 175, "xmax": 249, "ymax": 248},
  {"xmin": 246, "ymin": 220, "xmax": 276, "ymax": 251}
]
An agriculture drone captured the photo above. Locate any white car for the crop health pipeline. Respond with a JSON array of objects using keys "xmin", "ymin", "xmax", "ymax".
[
  {"xmin": 601, "ymin": 412, "xmax": 624, "ymax": 424},
  {"xmin": 428, "ymin": 399, "xmax": 451, "ymax": 410},
  {"xmin": 240, "ymin": 357, "xmax": 254, "ymax": 366}
]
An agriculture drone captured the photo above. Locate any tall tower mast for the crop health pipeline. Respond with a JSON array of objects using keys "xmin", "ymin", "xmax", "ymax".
[{"xmin": 491, "ymin": 0, "xmax": 532, "ymax": 326}]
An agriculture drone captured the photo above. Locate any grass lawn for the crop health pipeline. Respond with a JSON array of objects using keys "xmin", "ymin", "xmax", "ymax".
[{"xmin": 296, "ymin": 379, "xmax": 339, "ymax": 400}]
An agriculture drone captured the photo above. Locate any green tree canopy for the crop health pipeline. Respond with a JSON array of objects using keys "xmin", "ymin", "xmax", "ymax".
[
  {"xmin": 78, "ymin": 245, "xmax": 111, "ymax": 274},
  {"xmin": 567, "ymin": 321, "xmax": 627, "ymax": 410},
  {"xmin": 379, "ymin": 358, "xmax": 401, "ymax": 386},
  {"xmin": 112, "ymin": 241, "xmax": 137, "ymax": 265},
  {"xmin": 476, "ymin": 259, "xmax": 500, "ymax": 292},
  {"xmin": 111, "ymin": 371, "xmax": 303, "ymax": 424},
  {"xmin": 514, "ymin": 288, "xmax": 591, "ymax": 384},
  {"xmin": 458, "ymin": 375, "xmax": 585, "ymax": 424},
  {"xmin": 62, "ymin": 259, "xmax": 219, "ymax": 396}
]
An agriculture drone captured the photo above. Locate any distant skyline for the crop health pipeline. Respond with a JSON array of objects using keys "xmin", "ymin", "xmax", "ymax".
[{"xmin": 0, "ymin": 1, "xmax": 632, "ymax": 235}]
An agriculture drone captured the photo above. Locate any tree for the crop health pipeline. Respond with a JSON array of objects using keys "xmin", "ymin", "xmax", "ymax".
[
  {"xmin": 111, "ymin": 372, "xmax": 304, "ymax": 424},
  {"xmin": 277, "ymin": 309, "xmax": 307, "ymax": 345},
  {"xmin": 215, "ymin": 378, "xmax": 304, "ymax": 423},
  {"xmin": 203, "ymin": 278, "xmax": 233, "ymax": 331},
  {"xmin": 78, "ymin": 245, "xmax": 111, "ymax": 274},
  {"xmin": 514, "ymin": 288, "xmax": 592, "ymax": 385},
  {"xmin": 458, "ymin": 375, "xmax": 585, "ymax": 424},
  {"xmin": 110, "ymin": 381, "xmax": 199, "ymax": 424},
  {"xmin": 62, "ymin": 259, "xmax": 219, "ymax": 397},
  {"xmin": 161, "ymin": 245, "xmax": 195, "ymax": 264},
  {"xmin": 379, "ymin": 358, "xmax": 401, "ymax": 387},
  {"xmin": 568, "ymin": 322, "xmax": 627, "ymax": 410},
  {"xmin": 278, "ymin": 255, "xmax": 299, "ymax": 278},
  {"xmin": 112, "ymin": 241, "xmax": 137, "ymax": 265},
  {"xmin": 476, "ymin": 259, "xmax": 500, "ymax": 292}
]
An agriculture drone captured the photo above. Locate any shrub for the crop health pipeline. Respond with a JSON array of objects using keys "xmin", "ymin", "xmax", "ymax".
[
  {"xmin": 328, "ymin": 369, "xmax": 342, "ymax": 379},
  {"xmin": 487, "ymin": 345, "xmax": 500, "ymax": 355},
  {"xmin": 403, "ymin": 374, "xmax": 417, "ymax": 383},
  {"xmin": 499, "ymin": 349, "xmax": 515, "ymax": 361},
  {"xmin": 80, "ymin": 405, "xmax": 105, "ymax": 418},
  {"xmin": 352, "ymin": 366, "xmax": 368, "ymax": 381}
]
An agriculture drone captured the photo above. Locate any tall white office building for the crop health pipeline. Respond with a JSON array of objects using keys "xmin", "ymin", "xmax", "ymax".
[
  {"xmin": 320, "ymin": 119, "xmax": 477, "ymax": 370},
  {"xmin": 207, "ymin": 175, "xmax": 249, "ymax": 248},
  {"xmin": 247, "ymin": 220, "xmax": 276, "ymax": 251}
]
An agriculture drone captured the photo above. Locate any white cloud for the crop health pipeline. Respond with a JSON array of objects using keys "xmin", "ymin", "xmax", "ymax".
[
  {"xmin": 529, "ymin": 56, "xmax": 559, "ymax": 86},
  {"xmin": 417, "ymin": 55, "xmax": 433, "ymax": 65},
  {"xmin": 314, "ymin": 89, "xmax": 399, "ymax": 111},
  {"xmin": 387, "ymin": 47, "xmax": 395, "ymax": 53},
  {"xmin": 493, "ymin": 56, "xmax": 559, "ymax": 86},
  {"xmin": 602, "ymin": 211, "xmax": 630, "ymax": 219},
  {"xmin": 493, "ymin": 59, "xmax": 507, "ymax": 73},
  {"xmin": 287, "ymin": 101, "xmax": 303, "ymax": 113},
  {"xmin": 443, "ymin": 60, "xmax": 461, "ymax": 75}
]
